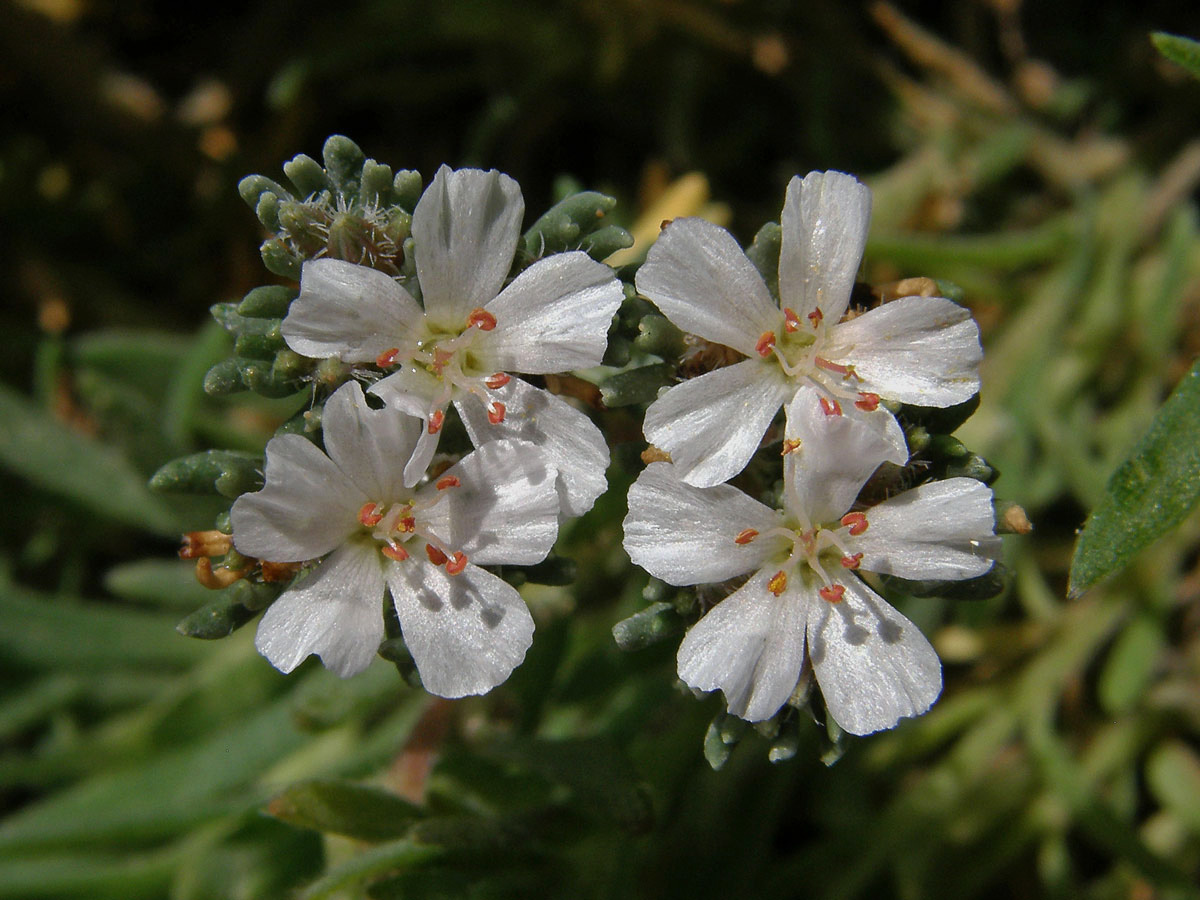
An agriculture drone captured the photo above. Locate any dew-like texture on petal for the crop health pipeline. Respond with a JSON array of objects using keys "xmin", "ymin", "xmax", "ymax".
[
  {"xmin": 777, "ymin": 171, "xmax": 871, "ymax": 325},
  {"xmin": 418, "ymin": 439, "xmax": 559, "ymax": 566},
  {"xmin": 784, "ymin": 385, "xmax": 904, "ymax": 523},
  {"xmin": 457, "ymin": 377, "xmax": 608, "ymax": 517},
  {"xmin": 643, "ymin": 358, "xmax": 790, "ymax": 488},
  {"xmin": 857, "ymin": 478, "xmax": 1000, "ymax": 580},
  {"xmin": 624, "ymin": 462, "xmax": 782, "ymax": 586},
  {"xmin": 231, "ymin": 435, "xmax": 364, "ymax": 561},
  {"xmin": 283, "ymin": 259, "xmax": 424, "ymax": 363},
  {"xmin": 807, "ymin": 576, "xmax": 942, "ymax": 735},
  {"xmin": 482, "ymin": 252, "xmax": 624, "ymax": 374},
  {"xmin": 411, "ymin": 166, "xmax": 524, "ymax": 330},
  {"xmin": 387, "ymin": 560, "xmax": 534, "ymax": 698},
  {"xmin": 677, "ymin": 568, "xmax": 809, "ymax": 722},
  {"xmin": 255, "ymin": 542, "xmax": 386, "ymax": 678},
  {"xmin": 321, "ymin": 382, "xmax": 420, "ymax": 501},
  {"xmin": 635, "ymin": 218, "xmax": 780, "ymax": 358},
  {"xmin": 823, "ymin": 296, "xmax": 982, "ymax": 407}
]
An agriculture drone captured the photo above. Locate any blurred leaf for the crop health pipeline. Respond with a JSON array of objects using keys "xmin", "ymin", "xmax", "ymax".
[
  {"xmin": 0, "ymin": 383, "xmax": 181, "ymax": 535},
  {"xmin": 297, "ymin": 839, "xmax": 441, "ymax": 900},
  {"xmin": 0, "ymin": 577, "xmax": 208, "ymax": 672},
  {"xmin": 1146, "ymin": 741, "xmax": 1200, "ymax": 836},
  {"xmin": 0, "ymin": 848, "xmax": 178, "ymax": 900},
  {"xmin": 266, "ymin": 779, "xmax": 422, "ymax": 841},
  {"xmin": 0, "ymin": 698, "xmax": 306, "ymax": 852},
  {"xmin": 1069, "ymin": 359, "xmax": 1200, "ymax": 596},
  {"xmin": 104, "ymin": 559, "xmax": 217, "ymax": 610},
  {"xmin": 1152, "ymin": 32, "xmax": 1200, "ymax": 81}
]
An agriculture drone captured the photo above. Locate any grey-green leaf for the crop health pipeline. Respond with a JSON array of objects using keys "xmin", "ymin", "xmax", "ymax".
[{"xmin": 1068, "ymin": 359, "xmax": 1200, "ymax": 597}]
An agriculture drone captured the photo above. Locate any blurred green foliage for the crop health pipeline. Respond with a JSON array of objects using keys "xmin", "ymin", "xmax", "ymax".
[{"xmin": 3, "ymin": 1, "xmax": 1200, "ymax": 898}]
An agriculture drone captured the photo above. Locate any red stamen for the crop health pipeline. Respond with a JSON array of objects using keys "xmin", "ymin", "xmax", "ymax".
[
  {"xmin": 358, "ymin": 502, "xmax": 384, "ymax": 527},
  {"xmin": 487, "ymin": 401, "xmax": 506, "ymax": 424},
  {"xmin": 425, "ymin": 544, "xmax": 448, "ymax": 566},
  {"xmin": 755, "ymin": 331, "xmax": 776, "ymax": 358},
  {"xmin": 398, "ymin": 516, "xmax": 416, "ymax": 534},
  {"xmin": 781, "ymin": 438, "xmax": 802, "ymax": 455},
  {"xmin": 840, "ymin": 553, "xmax": 864, "ymax": 569},
  {"xmin": 467, "ymin": 308, "xmax": 497, "ymax": 331},
  {"xmin": 814, "ymin": 356, "xmax": 854, "ymax": 377},
  {"xmin": 767, "ymin": 570, "xmax": 788, "ymax": 597},
  {"xmin": 375, "ymin": 347, "xmax": 401, "ymax": 368},
  {"xmin": 819, "ymin": 396, "xmax": 843, "ymax": 417},
  {"xmin": 446, "ymin": 552, "xmax": 468, "ymax": 575},
  {"xmin": 484, "ymin": 372, "xmax": 511, "ymax": 389},
  {"xmin": 819, "ymin": 584, "xmax": 846, "ymax": 603},
  {"xmin": 807, "ymin": 307, "xmax": 823, "ymax": 327},
  {"xmin": 382, "ymin": 544, "xmax": 409, "ymax": 562},
  {"xmin": 783, "ymin": 307, "xmax": 802, "ymax": 332},
  {"xmin": 840, "ymin": 512, "xmax": 868, "ymax": 536},
  {"xmin": 734, "ymin": 528, "xmax": 759, "ymax": 545},
  {"xmin": 428, "ymin": 410, "xmax": 444, "ymax": 434},
  {"xmin": 436, "ymin": 475, "xmax": 461, "ymax": 491},
  {"xmin": 854, "ymin": 392, "xmax": 880, "ymax": 412}
]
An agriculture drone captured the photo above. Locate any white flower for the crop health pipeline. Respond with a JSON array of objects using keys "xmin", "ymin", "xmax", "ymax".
[
  {"xmin": 634, "ymin": 170, "xmax": 982, "ymax": 487},
  {"xmin": 622, "ymin": 392, "xmax": 1000, "ymax": 734},
  {"xmin": 230, "ymin": 381, "xmax": 561, "ymax": 698},
  {"xmin": 281, "ymin": 165, "xmax": 625, "ymax": 517}
]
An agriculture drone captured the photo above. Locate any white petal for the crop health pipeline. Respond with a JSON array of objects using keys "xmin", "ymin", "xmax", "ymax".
[
  {"xmin": 255, "ymin": 542, "xmax": 386, "ymax": 678},
  {"xmin": 856, "ymin": 478, "xmax": 1000, "ymax": 580},
  {"xmin": 481, "ymin": 252, "xmax": 624, "ymax": 374},
  {"xmin": 824, "ymin": 296, "xmax": 982, "ymax": 407},
  {"xmin": 321, "ymin": 382, "xmax": 420, "ymax": 501},
  {"xmin": 417, "ymin": 439, "xmax": 560, "ymax": 565},
  {"xmin": 411, "ymin": 166, "xmax": 524, "ymax": 330},
  {"xmin": 402, "ymin": 421, "xmax": 443, "ymax": 489},
  {"xmin": 677, "ymin": 568, "xmax": 809, "ymax": 722},
  {"xmin": 778, "ymin": 171, "xmax": 871, "ymax": 325},
  {"xmin": 782, "ymin": 384, "xmax": 905, "ymax": 523},
  {"xmin": 643, "ymin": 358, "xmax": 790, "ymax": 488},
  {"xmin": 282, "ymin": 259, "xmax": 424, "ymax": 363},
  {"xmin": 231, "ymin": 435, "xmax": 364, "ymax": 561},
  {"xmin": 635, "ymin": 218, "xmax": 780, "ymax": 357},
  {"xmin": 808, "ymin": 577, "xmax": 942, "ymax": 736},
  {"xmin": 456, "ymin": 377, "xmax": 608, "ymax": 517},
  {"xmin": 387, "ymin": 560, "xmax": 534, "ymax": 698},
  {"xmin": 623, "ymin": 462, "xmax": 783, "ymax": 586},
  {"xmin": 368, "ymin": 371, "xmax": 448, "ymax": 489}
]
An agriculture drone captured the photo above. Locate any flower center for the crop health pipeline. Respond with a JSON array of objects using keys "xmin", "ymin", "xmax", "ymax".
[
  {"xmin": 357, "ymin": 477, "xmax": 470, "ymax": 575},
  {"xmin": 374, "ymin": 307, "xmax": 510, "ymax": 432},
  {"xmin": 756, "ymin": 306, "xmax": 876, "ymax": 410},
  {"xmin": 734, "ymin": 510, "xmax": 870, "ymax": 601}
]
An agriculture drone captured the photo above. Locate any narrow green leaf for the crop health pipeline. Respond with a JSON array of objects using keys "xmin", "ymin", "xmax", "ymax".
[
  {"xmin": 0, "ymin": 577, "xmax": 208, "ymax": 672},
  {"xmin": 1068, "ymin": 359, "xmax": 1200, "ymax": 596},
  {"xmin": 297, "ymin": 839, "xmax": 441, "ymax": 900},
  {"xmin": 0, "ymin": 383, "xmax": 180, "ymax": 536},
  {"xmin": 1152, "ymin": 32, "xmax": 1200, "ymax": 81},
  {"xmin": 267, "ymin": 779, "xmax": 422, "ymax": 841}
]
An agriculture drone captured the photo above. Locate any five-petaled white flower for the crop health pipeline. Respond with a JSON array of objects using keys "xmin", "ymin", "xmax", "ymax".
[
  {"xmin": 635, "ymin": 169, "xmax": 983, "ymax": 488},
  {"xmin": 622, "ymin": 390, "xmax": 1000, "ymax": 734},
  {"xmin": 231, "ymin": 381, "xmax": 560, "ymax": 698},
  {"xmin": 281, "ymin": 165, "xmax": 625, "ymax": 517}
]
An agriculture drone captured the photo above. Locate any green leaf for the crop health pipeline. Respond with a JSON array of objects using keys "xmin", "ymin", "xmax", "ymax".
[
  {"xmin": 1146, "ymin": 741, "xmax": 1200, "ymax": 835},
  {"xmin": 266, "ymin": 779, "xmax": 423, "ymax": 841},
  {"xmin": 1152, "ymin": 32, "xmax": 1200, "ymax": 81},
  {"xmin": 1069, "ymin": 359, "xmax": 1200, "ymax": 596},
  {"xmin": 0, "ymin": 383, "xmax": 181, "ymax": 536}
]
